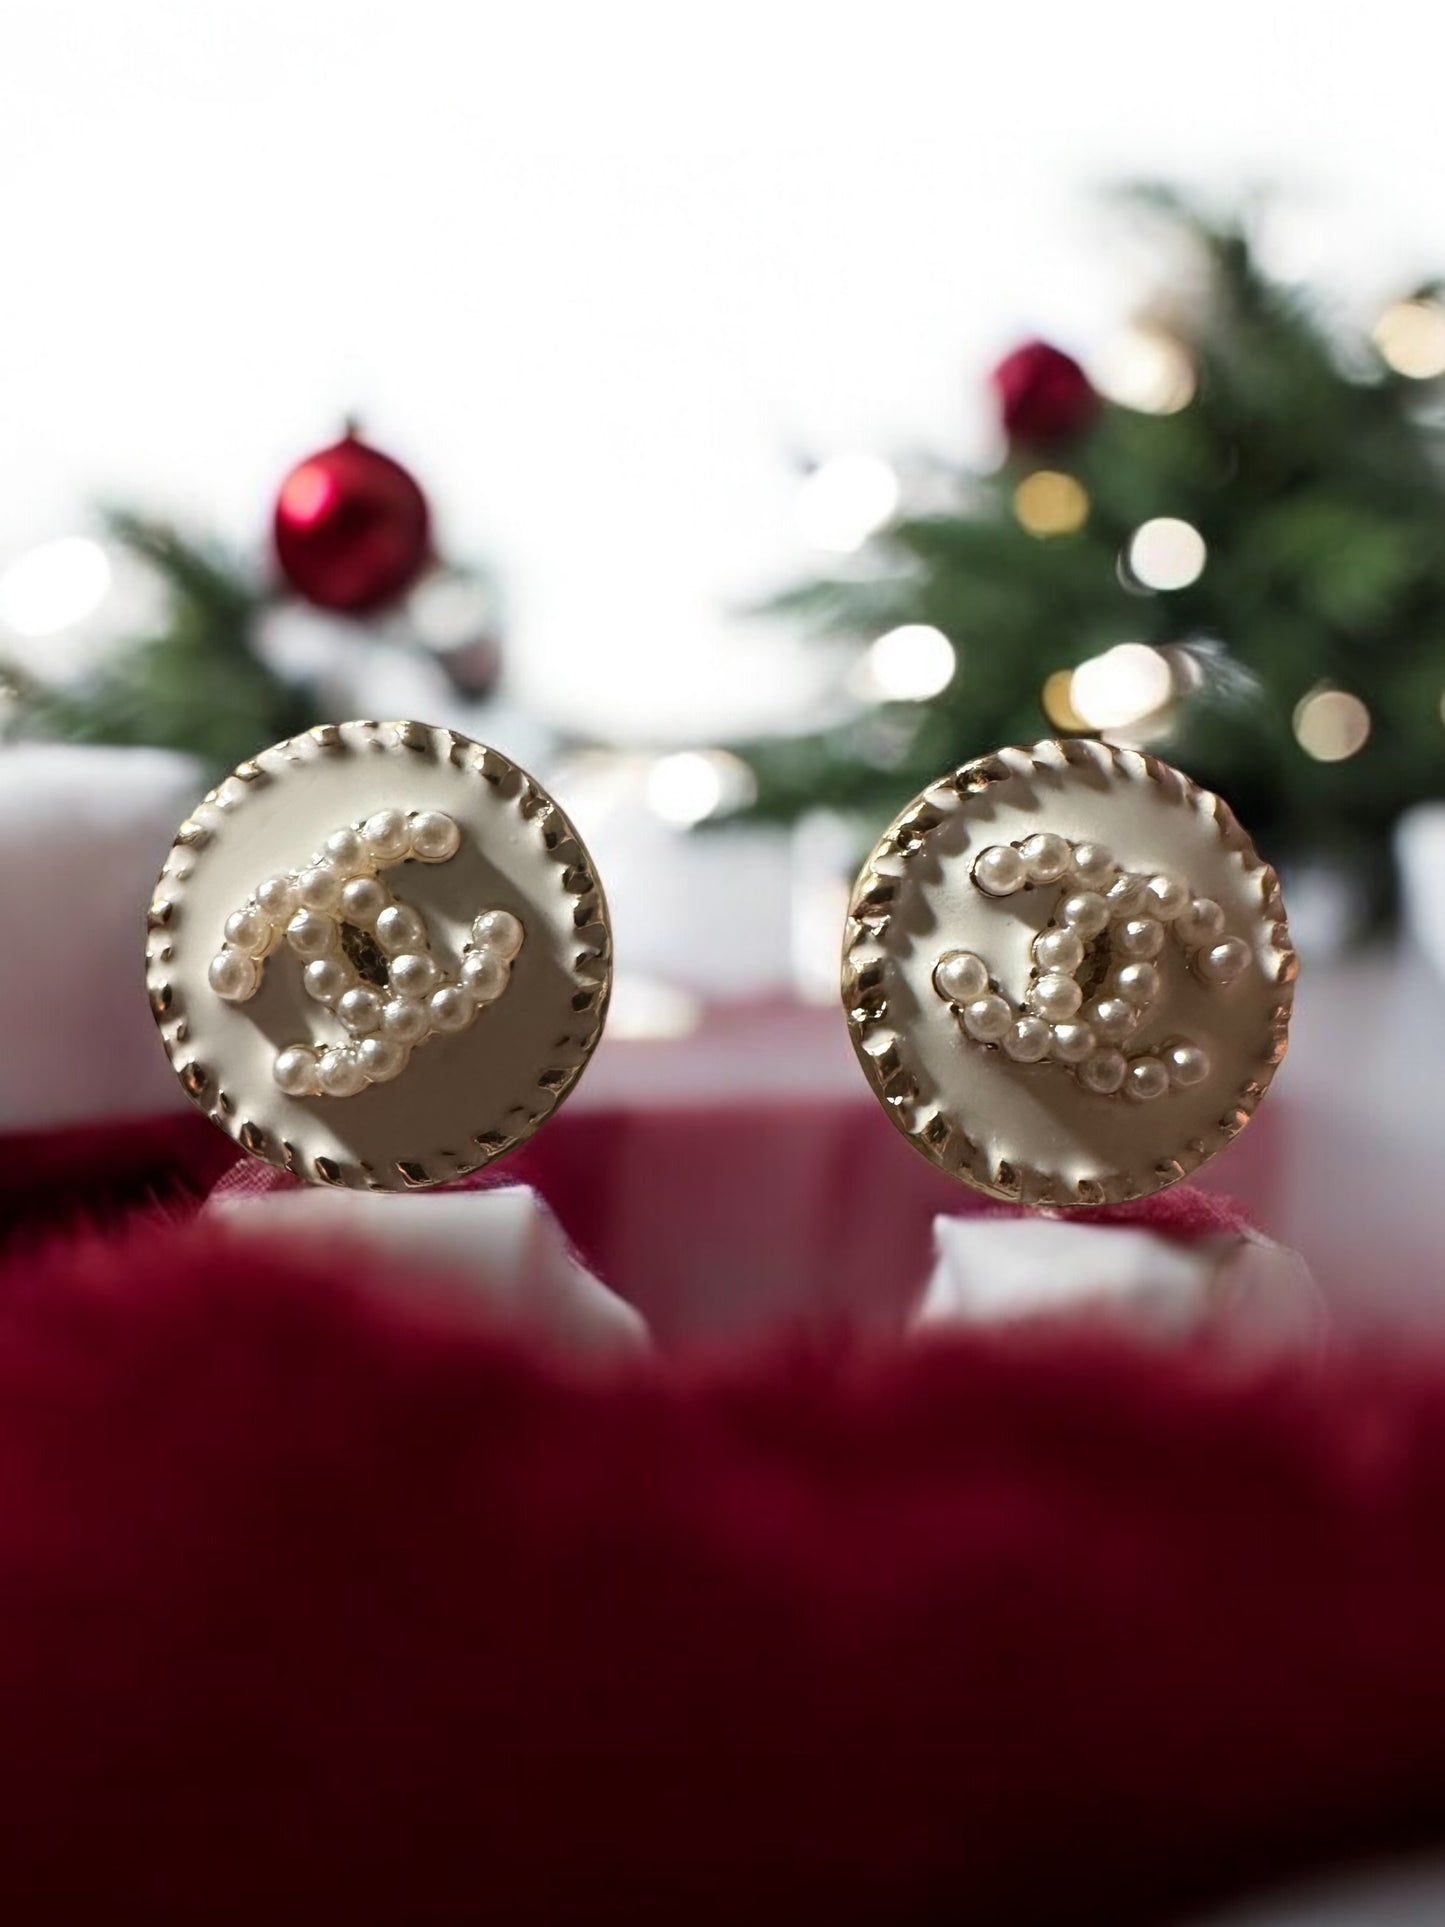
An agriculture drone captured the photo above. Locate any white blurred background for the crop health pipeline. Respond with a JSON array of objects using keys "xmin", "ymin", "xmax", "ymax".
[{"xmin": 2, "ymin": 0, "xmax": 1440, "ymax": 739}]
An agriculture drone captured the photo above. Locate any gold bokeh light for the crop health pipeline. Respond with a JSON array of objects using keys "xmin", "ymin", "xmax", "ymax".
[
  {"xmin": 1013, "ymin": 470, "xmax": 1089, "ymax": 538},
  {"xmin": 1373, "ymin": 300, "xmax": 1445, "ymax": 380},
  {"xmin": 1041, "ymin": 668, "xmax": 1086, "ymax": 731}
]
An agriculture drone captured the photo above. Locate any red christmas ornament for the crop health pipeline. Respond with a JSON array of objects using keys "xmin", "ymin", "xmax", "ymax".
[
  {"xmin": 273, "ymin": 432, "xmax": 431, "ymax": 614},
  {"xmin": 990, "ymin": 339, "xmax": 1099, "ymax": 448}
]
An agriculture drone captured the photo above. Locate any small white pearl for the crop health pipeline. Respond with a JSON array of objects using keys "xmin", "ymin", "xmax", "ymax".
[
  {"xmin": 1079, "ymin": 1048, "xmax": 1127, "ymax": 1094},
  {"xmin": 1033, "ymin": 928, "xmax": 1084, "ymax": 975},
  {"xmin": 1018, "ymin": 832, "xmax": 1071, "ymax": 884},
  {"xmin": 409, "ymin": 810, "xmax": 462, "ymax": 862},
  {"xmin": 358, "ymin": 1036, "xmax": 407, "ymax": 1083},
  {"xmin": 1089, "ymin": 996, "xmax": 1136, "ymax": 1043},
  {"xmin": 317, "ymin": 1046, "xmax": 367, "ymax": 1098},
  {"xmin": 224, "ymin": 904, "xmax": 272, "ymax": 956},
  {"xmin": 1003, "ymin": 1016, "xmax": 1052, "ymax": 1062},
  {"xmin": 1117, "ymin": 916, "xmax": 1164, "ymax": 961},
  {"xmin": 428, "ymin": 985, "xmax": 475, "ymax": 1033},
  {"xmin": 255, "ymin": 873, "xmax": 298, "ymax": 921},
  {"xmin": 296, "ymin": 862, "xmax": 344, "ymax": 913},
  {"xmin": 303, "ymin": 957, "xmax": 352, "ymax": 1006},
  {"xmin": 1071, "ymin": 842, "xmax": 1116, "ymax": 890},
  {"xmin": 1198, "ymin": 936, "xmax": 1250, "ymax": 984},
  {"xmin": 1061, "ymin": 891, "xmax": 1109, "ymax": 938},
  {"xmin": 1114, "ymin": 961, "xmax": 1160, "ymax": 1007},
  {"xmin": 460, "ymin": 951, "xmax": 511, "ymax": 1005},
  {"xmin": 285, "ymin": 910, "xmax": 338, "ymax": 960},
  {"xmin": 208, "ymin": 947, "xmax": 259, "ymax": 1002},
  {"xmin": 390, "ymin": 951, "xmax": 439, "ymax": 1000},
  {"xmin": 963, "ymin": 994, "xmax": 1012, "ymax": 1042},
  {"xmin": 972, "ymin": 845, "xmax": 1027, "ymax": 897},
  {"xmin": 1051, "ymin": 1020, "xmax": 1096, "ymax": 1064},
  {"xmin": 1165, "ymin": 1042, "xmax": 1211, "ymax": 1087},
  {"xmin": 1029, "ymin": 972, "xmax": 1083, "ymax": 1022},
  {"xmin": 338, "ymin": 986, "xmax": 384, "ymax": 1035},
  {"xmin": 470, "ymin": 908, "xmax": 525, "ymax": 959},
  {"xmin": 382, "ymin": 997, "xmax": 430, "ymax": 1044},
  {"xmin": 1145, "ymin": 873, "xmax": 1190, "ymax": 920},
  {"xmin": 1105, "ymin": 873, "xmax": 1149, "ymax": 916},
  {"xmin": 362, "ymin": 808, "xmax": 410, "ymax": 862},
  {"xmin": 933, "ymin": 950, "xmax": 989, "ymax": 1004},
  {"xmin": 274, "ymin": 1045, "xmax": 320, "ymax": 1097},
  {"xmin": 1125, "ymin": 1056, "xmax": 1170, "ymax": 1102},
  {"xmin": 375, "ymin": 904, "xmax": 427, "ymax": 955},
  {"xmin": 1176, "ymin": 897, "xmax": 1225, "ymax": 947},
  {"xmin": 340, "ymin": 877, "xmax": 389, "ymax": 928},
  {"xmin": 324, "ymin": 826, "xmax": 373, "ymax": 877}
]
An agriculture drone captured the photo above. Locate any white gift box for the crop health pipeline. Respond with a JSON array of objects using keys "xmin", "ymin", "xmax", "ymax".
[
  {"xmin": 0, "ymin": 743, "xmax": 200, "ymax": 1129},
  {"xmin": 208, "ymin": 1181, "xmax": 650, "ymax": 1362},
  {"xmin": 916, "ymin": 1213, "xmax": 1323, "ymax": 1351}
]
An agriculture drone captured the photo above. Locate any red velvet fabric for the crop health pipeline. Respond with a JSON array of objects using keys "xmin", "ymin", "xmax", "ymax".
[
  {"xmin": 1, "ymin": 1215, "xmax": 1443, "ymax": 1922},
  {"xmin": 0, "ymin": 1109, "xmax": 1258, "ymax": 1343}
]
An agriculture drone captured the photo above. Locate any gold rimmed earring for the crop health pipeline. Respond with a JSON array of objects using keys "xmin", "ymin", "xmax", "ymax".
[
  {"xmin": 840, "ymin": 737, "xmax": 1296, "ymax": 1208},
  {"xmin": 145, "ymin": 720, "xmax": 612, "ymax": 1190}
]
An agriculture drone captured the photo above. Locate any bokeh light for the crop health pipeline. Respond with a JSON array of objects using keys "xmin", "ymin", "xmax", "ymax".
[
  {"xmin": 645, "ymin": 748, "xmax": 756, "ymax": 826},
  {"xmin": 1041, "ymin": 669, "xmax": 1086, "ymax": 732},
  {"xmin": 1013, "ymin": 470, "xmax": 1089, "ymax": 537},
  {"xmin": 1090, "ymin": 328, "xmax": 1197, "ymax": 415},
  {"xmin": 862, "ymin": 623, "xmax": 957, "ymax": 700},
  {"xmin": 1127, "ymin": 517, "xmax": 1207, "ymax": 591},
  {"xmin": 1070, "ymin": 643, "xmax": 1174, "ymax": 730},
  {"xmin": 1373, "ymin": 299, "xmax": 1445, "ymax": 380},
  {"xmin": 796, "ymin": 454, "xmax": 899, "ymax": 553},
  {"xmin": 0, "ymin": 537, "xmax": 112, "ymax": 638},
  {"xmin": 1293, "ymin": 687, "xmax": 1371, "ymax": 761}
]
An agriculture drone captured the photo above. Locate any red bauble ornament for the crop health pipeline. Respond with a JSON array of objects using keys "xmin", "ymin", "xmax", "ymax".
[
  {"xmin": 273, "ymin": 432, "xmax": 431, "ymax": 614},
  {"xmin": 990, "ymin": 339, "xmax": 1099, "ymax": 448}
]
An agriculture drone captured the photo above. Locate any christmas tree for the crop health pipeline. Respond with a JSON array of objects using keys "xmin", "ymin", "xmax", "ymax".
[
  {"xmin": 736, "ymin": 187, "xmax": 1445, "ymax": 914},
  {"xmin": 0, "ymin": 433, "xmax": 502, "ymax": 781}
]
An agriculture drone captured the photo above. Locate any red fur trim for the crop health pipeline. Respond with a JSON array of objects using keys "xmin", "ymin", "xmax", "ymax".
[{"xmin": 0, "ymin": 1217, "xmax": 1441, "ymax": 1920}]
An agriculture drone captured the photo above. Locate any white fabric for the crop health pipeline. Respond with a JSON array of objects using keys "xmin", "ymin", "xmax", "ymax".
[
  {"xmin": 207, "ymin": 1181, "xmax": 650, "ymax": 1361},
  {"xmin": 916, "ymin": 1213, "xmax": 1323, "ymax": 1350},
  {"xmin": 0, "ymin": 743, "xmax": 200, "ymax": 1128},
  {"xmin": 1397, "ymin": 800, "xmax": 1445, "ymax": 983}
]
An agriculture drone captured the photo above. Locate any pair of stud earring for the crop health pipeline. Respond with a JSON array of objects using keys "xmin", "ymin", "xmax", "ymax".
[{"xmin": 147, "ymin": 722, "xmax": 1294, "ymax": 1206}]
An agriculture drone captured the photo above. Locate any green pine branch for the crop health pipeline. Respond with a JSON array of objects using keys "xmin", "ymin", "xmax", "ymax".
[
  {"xmin": 2, "ymin": 514, "xmax": 324, "ymax": 778},
  {"xmin": 731, "ymin": 187, "xmax": 1445, "ymax": 916}
]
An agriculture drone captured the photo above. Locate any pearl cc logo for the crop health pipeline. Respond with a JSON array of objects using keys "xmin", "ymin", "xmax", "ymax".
[
  {"xmin": 932, "ymin": 832, "xmax": 1250, "ymax": 1104},
  {"xmin": 206, "ymin": 806, "xmax": 524, "ymax": 1099}
]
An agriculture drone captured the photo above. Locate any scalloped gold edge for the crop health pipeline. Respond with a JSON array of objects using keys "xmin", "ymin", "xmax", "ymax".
[
  {"xmin": 841, "ymin": 737, "xmax": 1297, "ymax": 1208},
  {"xmin": 144, "ymin": 720, "xmax": 613, "ymax": 1191}
]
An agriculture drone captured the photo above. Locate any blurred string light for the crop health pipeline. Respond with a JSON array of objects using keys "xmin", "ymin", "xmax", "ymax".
[
  {"xmin": 1013, "ymin": 470, "xmax": 1089, "ymax": 538},
  {"xmin": 1041, "ymin": 669, "xmax": 1086, "ymax": 732},
  {"xmin": 1069, "ymin": 643, "xmax": 1174, "ymax": 732},
  {"xmin": 0, "ymin": 537, "xmax": 111, "ymax": 638},
  {"xmin": 796, "ymin": 454, "xmax": 899, "ymax": 553},
  {"xmin": 1090, "ymin": 327, "xmax": 1196, "ymax": 416},
  {"xmin": 1293, "ymin": 687, "xmax": 1371, "ymax": 762},
  {"xmin": 1126, "ymin": 517, "xmax": 1207, "ymax": 592},
  {"xmin": 645, "ymin": 748, "xmax": 757, "ymax": 827},
  {"xmin": 1373, "ymin": 299, "xmax": 1445, "ymax": 380},
  {"xmin": 859, "ymin": 623, "xmax": 957, "ymax": 701}
]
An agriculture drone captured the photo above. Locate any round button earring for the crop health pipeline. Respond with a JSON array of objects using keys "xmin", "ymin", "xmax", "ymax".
[
  {"xmin": 145, "ymin": 720, "xmax": 612, "ymax": 1189},
  {"xmin": 841, "ymin": 737, "xmax": 1296, "ymax": 1207}
]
